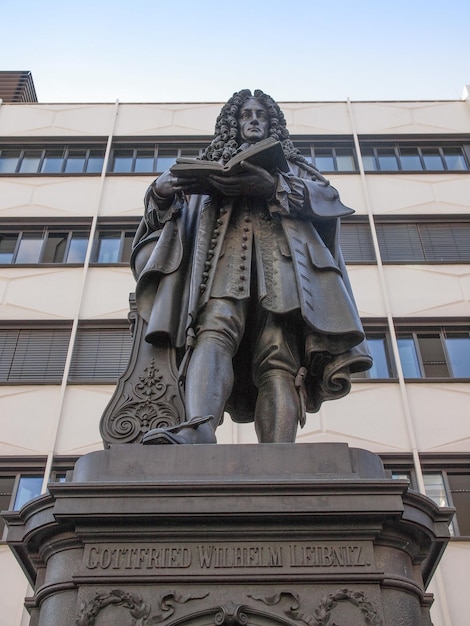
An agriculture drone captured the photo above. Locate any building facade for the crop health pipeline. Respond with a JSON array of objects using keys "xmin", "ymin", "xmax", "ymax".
[{"xmin": 0, "ymin": 89, "xmax": 469, "ymax": 625}]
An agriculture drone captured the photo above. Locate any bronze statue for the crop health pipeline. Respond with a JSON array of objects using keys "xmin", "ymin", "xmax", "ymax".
[{"xmin": 131, "ymin": 89, "xmax": 371, "ymax": 444}]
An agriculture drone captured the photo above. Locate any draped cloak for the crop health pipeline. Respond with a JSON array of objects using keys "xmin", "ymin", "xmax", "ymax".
[{"xmin": 131, "ymin": 162, "xmax": 372, "ymax": 423}]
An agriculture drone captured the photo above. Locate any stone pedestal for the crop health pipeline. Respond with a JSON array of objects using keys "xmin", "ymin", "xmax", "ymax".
[{"xmin": 4, "ymin": 444, "xmax": 453, "ymax": 626}]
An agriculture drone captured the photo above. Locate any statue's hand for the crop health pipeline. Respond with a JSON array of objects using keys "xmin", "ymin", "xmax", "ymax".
[
  {"xmin": 208, "ymin": 161, "xmax": 276, "ymax": 199},
  {"xmin": 151, "ymin": 170, "xmax": 199, "ymax": 199}
]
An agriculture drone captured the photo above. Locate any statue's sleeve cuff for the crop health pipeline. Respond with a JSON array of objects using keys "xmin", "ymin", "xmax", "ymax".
[
  {"xmin": 145, "ymin": 184, "xmax": 184, "ymax": 227},
  {"xmin": 156, "ymin": 192, "xmax": 184, "ymax": 223},
  {"xmin": 269, "ymin": 172, "xmax": 306, "ymax": 216}
]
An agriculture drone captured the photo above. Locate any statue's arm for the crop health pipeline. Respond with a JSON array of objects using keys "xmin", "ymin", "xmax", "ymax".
[
  {"xmin": 270, "ymin": 165, "xmax": 352, "ymax": 224},
  {"xmin": 131, "ymin": 171, "xmax": 191, "ymax": 278},
  {"xmin": 144, "ymin": 171, "xmax": 186, "ymax": 230}
]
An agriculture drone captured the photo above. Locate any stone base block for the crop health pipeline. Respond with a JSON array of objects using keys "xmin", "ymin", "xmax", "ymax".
[{"xmin": 4, "ymin": 444, "xmax": 453, "ymax": 626}]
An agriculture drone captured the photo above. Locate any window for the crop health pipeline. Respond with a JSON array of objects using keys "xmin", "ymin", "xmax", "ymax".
[
  {"xmin": 361, "ymin": 142, "xmax": 469, "ymax": 172},
  {"xmin": 0, "ymin": 225, "xmax": 90, "ymax": 264},
  {"xmin": 109, "ymin": 140, "xmax": 358, "ymax": 174},
  {"xmin": 295, "ymin": 141, "xmax": 358, "ymax": 172},
  {"xmin": 0, "ymin": 145, "xmax": 105, "ymax": 174},
  {"xmin": 93, "ymin": 228, "xmax": 135, "ymax": 264},
  {"xmin": 396, "ymin": 336, "xmax": 423, "ymax": 377},
  {"xmin": 68, "ymin": 324, "xmax": 133, "ymax": 383},
  {"xmin": 314, "ymin": 147, "xmax": 357, "ymax": 172},
  {"xmin": 352, "ymin": 331, "xmax": 395, "ymax": 380},
  {"xmin": 423, "ymin": 469, "xmax": 470, "ymax": 537},
  {"xmin": 382, "ymin": 456, "xmax": 470, "ymax": 538},
  {"xmin": 391, "ymin": 470, "xmax": 412, "ymax": 482},
  {"xmin": 19, "ymin": 149, "xmax": 42, "ymax": 173},
  {"xmin": 0, "ymin": 471, "xmax": 44, "ymax": 537},
  {"xmin": 95, "ymin": 232, "xmax": 123, "ymax": 263},
  {"xmin": 353, "ymin": 324, "xmax": 470, "ymax": 381},
  {"xmin": 0, "ymin": 149, "xmax": 21, "ymax": 173},
  {"xmin": 340, "ymin": 221, "xmax": 376, "ymax": 262},
  {"xmin": 64, "ymin": 148, "xmax": 104, "ymax": 173},
  {"xmin": 398, "ymin": 147, "xmax": 422, "ymax": 170},
  {"xmin": 376, "ymin": 147, "xmax": 399, "ymax": 171},
  {"xmin": 111, "ymin": 148, "xmax": 134, "ymax": 173},
  {"xmin": 0, "ymin": 458, "xmax": 77, "ymax": 538},
  {"xmin": 397, "ymin": 329, "xmax": 470, "ymax": 379},
  {"xmin": 14, "ymin": 476, "xmax": 43, "ymax": 509},
  {"xmin": 3, "ymin": 139, "xmax": 468, "ymax": 175},
  {"xmin": 0, "ymin": 220, "xmax": 139, "ymax": 266},
  {"xmin": 376, "ymin": 221, "xmax": 470, "ymax": 263},
  {"xmin": 364, "ymin": 335, "xmax": 394, "ymax": 379},
  {"xmin": 0, "ymin": 476, "xmax": 16, "ymax": 534},
  {"xmin": 41, "ymin": 150, "xmax": 64, "ymax": 173},
  {"xmin": 338, "ymin": 219, "xmax": 470, "ymax": 265},
  {"xmin": 444, "ymin": 472, "xmax": 470, "ymax": 536},
  {"xmin": 445, "ymin": 334, "xmax": 470, "ymax": 377},
  {"xmin": 0, "ymin": 326, "xmax": 71, "ymax": 383},
  {"xmin": 0, "ymin": 323, "xmax": 133, "ymax": 385},
  {"xmin": 108, "ymin": 144, "xmax": 204, "ymax": 174},
  {"xmin": 156, "ymin": 148, "xmax": 179, "ymax": 173}
]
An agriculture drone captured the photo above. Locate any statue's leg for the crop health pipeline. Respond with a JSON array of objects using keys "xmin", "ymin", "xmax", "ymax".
[
  {"xmin": 143, "ymin": 298, "xmax": 247, "ymax": 445},
  {"xmin": 253, "ymin": 311, "xmax": 304, "ymax": 443},
  {"xmin": 183, "ymin": 298, "xmax": 248, "ymax": 442},
  {"xmin": 254, "ymin": 370, "xmax": 300, "ymax": 443},
  {"xmin": 183, "ymin": 334, "xmax": 234, "ymax": 442},
  {"xmin": 144, "ymin": 336, "xmax": 235, "ymax": 445}
]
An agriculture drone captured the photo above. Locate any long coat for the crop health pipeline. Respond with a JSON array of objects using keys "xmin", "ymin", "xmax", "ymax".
[{"xmin": 131, "ymin": 163, "xmax": 372, "ymax": 422}]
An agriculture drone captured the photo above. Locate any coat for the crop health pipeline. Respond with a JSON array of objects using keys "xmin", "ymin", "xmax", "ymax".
[{"xmin": 131, "ymin": 163, "xmax": 372, "ymax": 422}]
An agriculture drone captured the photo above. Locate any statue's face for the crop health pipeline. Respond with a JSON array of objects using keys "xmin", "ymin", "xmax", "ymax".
[{"xmin": 237, "ymin": 97, "xmax": 270, "ymax": 144}]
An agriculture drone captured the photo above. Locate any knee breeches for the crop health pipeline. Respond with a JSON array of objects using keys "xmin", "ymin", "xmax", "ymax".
[{"xmin": 195, "ymin": 297, "xmax": 302, "ymax": 386}]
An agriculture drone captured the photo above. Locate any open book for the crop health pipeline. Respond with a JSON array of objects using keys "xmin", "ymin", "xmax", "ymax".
[{"xmin": 170, "ymin": 137, "xmax": 289, "ymax": 180}]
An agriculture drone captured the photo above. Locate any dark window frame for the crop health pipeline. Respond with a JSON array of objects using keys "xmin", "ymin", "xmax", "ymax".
[
  {"xmin": 0, "ymin": 456, "xmax": 77, "ymax": 540},
  {"xmin": 90, "ymin": 218, "xmax": 140, "ymax": 265},
  {"xmin": 0, "ymin": 322, "xmax": 73, "ymax": 384},
  {"xmin": 0, "ymin": 219, "xmax": 91, "ymax": 266},
  {"xmin": 360, "ymin": 139, "xmax": 470, "ymax": 173},
  {"xmin": 341, "ymin": 216, "xmax": 470, "ymax": 265},
  {"xmin": 68, "ymin": 320, "xmax": 133, "ymax": 384},
  {"xmin": 340, "ymin": 218, "xmax": 376, "ymax": 263},
  {"xmin": 0, "ymin": 219, "xmax": 142, "ymax": 267},
  {"xmin": 0, "ymin": 142, "xmax": 106, "ymax": 176},
  {"xmin": 375, "ymin": 217, "xmax": 470, "ymax": 263},
  {"xmin": 396, "ymin": 325, "xmax": 470, "ymax": 380},
  {"xmin": 0, "ymin": 320, "xmax": 133, "ymax": 386},
  {"xmin": 381, "ymin": 454, "xmax": 470, "ymax": 538},
  {"xmin": 353, "ymin": 320, "xmax": 470, "ymax": 382},
  {"xmin": 3, "ymin": 136, "xmax": 469, "ymax": 176},
  {"xmin": 107, "ymin": 142, "xmax": 206, "ymax": 174},
  {"xmin": 291, "ymin": 138, "xmax": 359, "ymax": 173},
  {"xmin": 352, "ymin": 321, "xmax": 398, "ymax": 381}
]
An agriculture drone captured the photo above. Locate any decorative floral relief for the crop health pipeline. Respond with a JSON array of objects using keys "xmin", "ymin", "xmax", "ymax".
[
  {"xmin": 76, "ymin": 590, "xmax": 209, "ymax": 626},
  {"xmin": 76, "ymin": 590, "xmax": 150, "ymax": 626},
  {"xmin": 249, "ymin": 588, "xmax": 382, "ymax": 626},
  {"xmin": 147, "ymin": 591, "xmax": 209, "ymax": 625},
  {"xmin": 101, "ymin": 358, "xmax": 184, "ymax": 444}
]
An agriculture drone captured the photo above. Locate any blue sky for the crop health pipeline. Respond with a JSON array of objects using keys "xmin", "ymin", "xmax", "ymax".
[{"xmin": 1, "ymin": 0, "xmax": 469, "ymax": 103}]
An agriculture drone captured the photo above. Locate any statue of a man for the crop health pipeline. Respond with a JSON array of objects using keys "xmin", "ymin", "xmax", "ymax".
[{"xmin": 131, "ymin": 89, "xmax": 371, "ymax": 444}]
